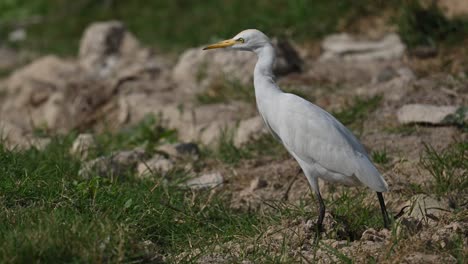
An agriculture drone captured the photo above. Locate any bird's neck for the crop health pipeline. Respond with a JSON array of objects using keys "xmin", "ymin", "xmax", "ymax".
[
  {"xmin": 253, "ymin": 44, "xmax": 282, "ymax": 96},
  {"xmin": 254, "ymin": 44, "xmax": 275, "ymax": 78},
  {"xmin": 253, "ymin": 44, "xmax": 282, "ymax": 122}
]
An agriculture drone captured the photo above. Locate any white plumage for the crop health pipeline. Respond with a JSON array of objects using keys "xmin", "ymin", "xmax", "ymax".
[{"xmin": 204, "ymin": 29, "xmax": 390, "ymax": 233}]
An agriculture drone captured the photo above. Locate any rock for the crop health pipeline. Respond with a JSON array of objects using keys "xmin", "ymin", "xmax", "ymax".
[
  {"xmin": 78, "ymin": 21, "xmax": 140, "ymax": 77},
  {"xmin": 408, "ymin": 195, "xmax": 450, "ymax": 220},
  {"xmin": 137, "ymin": 154, "xmax": 174, "ymax": 178},
  {"xmin": 8, "ymin": 28, "xmax": 26, "ymax": 42},
  {"xmin": 184, "ymin": 172, "xmax": 224, "ymax": 190},
  {"xmin": 175, "ymin": 102, "xmax": 252, "ymax": 145},
  {"xmin": 234, "ymin": 116, "xmax": 268, "ymax": 147},
  {"xmin": 29, "ymin": 137, "xmax": 51, "ymax": 151},
  {"xmin": 248, "ymin": 177, "xmax": 268, "ymax": 192},
  {"xmin": 70, "ymin": 134, "xmax": 95, "ymax": 160},
  {"xmin": 0, "ymin": 121, "xmax": 28, "ymax": 148},
  {"xmin": 430, "ymin": 0, "xmax": 468, "ymax": 18},
  {"xmin": 2, "ymin": 55, "xmax": 82, "ymax": 131},
  {"xmin": 361, "ymin": 228, "xmax": 389, "ymax": 242},
  {"xmin": 6, "ymin": 55, "xmax": 80, "ymax": 100},
  {"xmin": 175, "ymin": 142, "xmax": 200, "ymax": 156},
  {"xmin": 79, "ymin": 148, "xmax": 146, "ymax": 179},
  {"xmin": 172, "ymin": 38, "xmax": 302, "ymax": 95},
  {"xmin": 157, "ymin": 142, "xmax": 200, "ymax": 158},
  {"xmin": 397, "ymin": 104, "xmax": 459, "ymax": 125},
  {"xmin": 397, "ymin": 194, "xmax": 450, "ymax": 234},
  {"xmin": 320, "ymin": 33, "xmax": 405, "ymax": 61}
]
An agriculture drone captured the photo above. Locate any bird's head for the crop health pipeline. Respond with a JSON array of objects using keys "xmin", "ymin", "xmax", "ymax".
[{"xmin": 203, "ymin": 29, "xmax": 271, "ymax": 52}]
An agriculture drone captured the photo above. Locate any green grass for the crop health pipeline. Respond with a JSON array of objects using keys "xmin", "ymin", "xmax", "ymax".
[
  {"xmin": 397, "ymin": 1, "xmax": 468, "ymax": 49},
  {"xmin": 420, "ymin": 141, "xmax": 468, "ymax": 197},
  {"xmin": 327, "ymin": 190, "xmax": 384, "ymax": 241},
  {"xmin": 94, "ymin": 114, "xmax": 177, "ymax": 157},
  {"xmin": 1, "ymin": 1, "xmax": 467, "ymax": 56},
  {"xmin": 372, "ymin": 148, "xmax": 390, "ymax": 165},
  {"xmin": 0, "ymin": 137, "xmax": 262, "ymax": 263},
  {"xmin": 0, "ymin": 0, "xmax": 403, "ymax": 55},
  {"xmin": 443, "ymin": 106, "xmax": 468, "ymax": 132}
]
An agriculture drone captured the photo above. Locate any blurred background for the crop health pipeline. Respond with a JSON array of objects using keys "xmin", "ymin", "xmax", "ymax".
[
  {"xmin": 1, "ymin": 0, "xmax": 467, "ymax": 54},
  {"xmin": 0, "ymin": 1, "xmax": 467, "ymax": 263}
]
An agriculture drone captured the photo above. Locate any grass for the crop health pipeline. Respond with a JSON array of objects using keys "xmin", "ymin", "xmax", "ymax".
[
  {"xmin": 5, "ymin": 1, "xmax": 465, "ymax": 55},
  {"xmin": 327, "ymin": 190, "xmax": 384, "ymax": 241},
  {"xmin": 0, "ymin": 0, "xmax": 382, "ymax": 55},
  {"xmin": 0, "ymin": 136, "xmax": 262, "ymax": 263},
  {"xmin": 0, "ymin": 132, "xmax": 372, "ymax": 263},
  {"xmin": 372, "ymin": 148, "xmax": 390, "ymax": 165},
  {"xmin": 420, "ymin": 141, "xmax": 468, "ymax": 197},
  {"xmin": 94, "ymin": 114, "xmax": 177, "ymax": 157},
  {"xmin": 443, "ymin": 106, "xmax": 468, "ymax": 132},
  {"xmin": 332, "ymin": 95, "xmax": 382, "ymax": 133},
  {"xmin": 397, "ymin": 1, "xmax": 468, "ymax": 49}
]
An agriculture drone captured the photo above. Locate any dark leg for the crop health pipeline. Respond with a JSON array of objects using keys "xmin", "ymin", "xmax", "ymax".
[
  {"xmin": 377, "ymin": 192, "xmax": 390, "ymax": 229},
  {"xmin": 314, "ymin": 190, "xmax": 326, "ymax": 242}
]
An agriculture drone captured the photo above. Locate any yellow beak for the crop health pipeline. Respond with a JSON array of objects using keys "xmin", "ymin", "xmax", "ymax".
[{"xmin": 203, "ymin": 39, "xmax": 237, "ymax": 50}]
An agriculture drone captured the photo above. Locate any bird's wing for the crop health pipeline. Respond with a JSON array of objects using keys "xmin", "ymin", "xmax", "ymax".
[{"xmin": 271, "ymin": 93, "xmax": 388, "ymax": 192}]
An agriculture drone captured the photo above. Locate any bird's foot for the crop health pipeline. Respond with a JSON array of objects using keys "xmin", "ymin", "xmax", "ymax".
[{"xmin": 313, "ymin": 225, "xmax": 324, "ymax": 245}]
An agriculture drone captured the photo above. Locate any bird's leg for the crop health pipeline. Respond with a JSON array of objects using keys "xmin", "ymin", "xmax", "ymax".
[
  {"xmin": 316, "ymin": 191, "xmax": 326, "ymax": 233},
  {"xmin": 313, "ymin": 190, "xmax": 326, "ymax": 244},
  {"xmin": 377, "ymin": 192, "xmax": 390, "ymax": 229},
  {"xmin": 304, "ymin": 175, "xmax": 326, "ymax": 243}
]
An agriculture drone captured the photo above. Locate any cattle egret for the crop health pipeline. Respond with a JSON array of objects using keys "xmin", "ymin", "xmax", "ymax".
[{"xmin": 204, "ymin": 29, "xmax": 390, "ymax": 235}]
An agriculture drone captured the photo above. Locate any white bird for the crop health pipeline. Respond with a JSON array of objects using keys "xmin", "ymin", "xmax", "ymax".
[{"xmin": 203, "ymin": 29, "xmax": 390, "ymax": 234}]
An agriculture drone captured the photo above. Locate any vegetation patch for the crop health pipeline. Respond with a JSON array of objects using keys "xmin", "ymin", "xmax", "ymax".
[
  {"xmin": 420, "ymin": 141, "xmax": 468, "ymax": 197},
  {"xmin": 0, "ymin": 138, "xmax": 261, "ymax": 263},
  {"xmin": 397, "ymin": 1, "xmax": 468, "ymax": 49}
]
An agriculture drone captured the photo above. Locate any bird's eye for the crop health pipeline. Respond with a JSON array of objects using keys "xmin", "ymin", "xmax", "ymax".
[{"xmin": 237, "ymin": 38, "xmax": 245, "ymax": 43}]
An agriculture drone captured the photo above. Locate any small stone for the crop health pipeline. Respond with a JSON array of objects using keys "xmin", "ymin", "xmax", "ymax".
[
  {"xmin": 157, "ymin": 142, "xmax": 200, "ymax": 158},
  {"xmin": 8, "ymin": 28, "xmax": 26, "ymax": 42},
  {"xmin": 320, "ymin": 33, "xmax": 405, "ymax": 61},
  {"xmin": 175, "ymin": 142, "xmax": 200, "ymax": 156},
  {"xmin": 79, "ymin": 148, "xmax": 146, "ymax": 179},
  {"xmin": 137, "ymin": 154, "xmax": 174, "ymax": 178},
  {"xmin": 29, "ymin": 137, "xmax": 51, "ymax": 151},
  {"xmin": 330, "ymin": 240, "xmax": 349, "ymax": 249},
  {"xmin": 361, "ymin": 228, "xmax": 387, "ymax": 242},
  {"xmin": 249, "ymin": 177, "xmax": 268, "ymax": 191},
  {"xmin": 397, "ymin": 104, "xmax": 459, "ymax": 125},
  {"xmin": 184, "ymin": 172, "xmax": 224, "ymax": 190},
  {"xmin": 396, "ymin": 194, "xmax": 450, "ymax": 235},
  {"xmin": 70, "ymin": 133, "xmax": 95, "ymax": 160}
]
